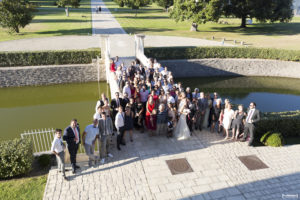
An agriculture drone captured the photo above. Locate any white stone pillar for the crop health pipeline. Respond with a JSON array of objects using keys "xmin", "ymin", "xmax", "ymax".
[{"xmin": 135, "ymin": 34, "xmax": 145, "ymax": 57}]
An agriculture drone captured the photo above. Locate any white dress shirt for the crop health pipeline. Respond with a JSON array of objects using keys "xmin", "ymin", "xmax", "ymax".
[
  {"xmin": 51, "ymin": 137, "xmax": 64, "ymax": 153},
  {"xmin": 115, "ymin": 112, "xmax": 125, "ymax": 130},
  {"xmin": 123, "ymin": 85, "xmax": 131, "ymax": 98}
]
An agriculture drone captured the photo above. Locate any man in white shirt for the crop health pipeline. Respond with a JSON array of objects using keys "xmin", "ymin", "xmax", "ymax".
[
  {"xmin": 161, "ymin": 66, "xmax": 168, "ymax": 76},
  {"xmin": 115, "ymin": 107, "xmax": 125, "ymax": 151},
  {"xmin": 82, "ymin": 119, "xmax": 99, "ymax": 167},
  {"xmin": 93, "ymin": 106, "xmax": 102, "ymax": 120},
  {"xmin": 167, "ymin": 91, "xmax": 175, "ymax": 104},
  {"xmin": 122, "ymin": 81, "xmax": 131, "ymax": 99},
  {"xmin": 51, "ymin": 129, "xmax": 67, "ymax": 180},
  {"xmin": 241, "ymin": 102, "xmax": 260, "ymax": 146}
]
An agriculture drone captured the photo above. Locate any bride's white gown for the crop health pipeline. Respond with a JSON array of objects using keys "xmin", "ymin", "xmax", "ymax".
[{"xmin": 174, "ymin": 101, "xmax": 191, "ymax": 140}]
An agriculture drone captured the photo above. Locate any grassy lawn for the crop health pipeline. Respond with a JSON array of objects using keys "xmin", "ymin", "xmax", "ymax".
[
  {"xmin": 0, "ymin": 0, "xmax": 92, "ymax": 42},
  {"xmin": 0, "ymin": 175, "xmax": 47, "ymax": 200},
  {"xmin": 104, "ymin": 0, "xmax": 300, "ymax": 50}
]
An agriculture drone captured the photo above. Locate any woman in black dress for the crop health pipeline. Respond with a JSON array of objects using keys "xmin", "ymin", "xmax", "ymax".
[
  {"xmin": 211, "ymin": 99, "xmax": 222, "ymax": 133},
  {"xmin": 134, "ymin": 98, "xmax": 145, "ymax": 133},
  {"xmin": 124, "ymin": 106, "xmax": 134, "ymax": 142},
  {"xmin": 231, "ymin": 105, "xmax": 246, "ymax": 140}
]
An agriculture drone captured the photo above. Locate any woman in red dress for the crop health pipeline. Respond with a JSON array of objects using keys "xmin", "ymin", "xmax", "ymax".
[
  {"xmin": 145, "ymin": 95, "xmax": 157, "ymax": 136},
  {"xmin": 110, "ymin": 59, "xmax": 116, "ymax": 72}
]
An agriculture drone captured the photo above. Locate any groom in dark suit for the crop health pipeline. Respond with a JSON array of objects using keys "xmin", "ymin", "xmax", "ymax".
[
  {"xmin": 241, "ymin": 102, "xmax": 260, "ymax": 146},
  {"xmin": 63, "ymin": 119, "xmax": 80, "ymax": 174}
]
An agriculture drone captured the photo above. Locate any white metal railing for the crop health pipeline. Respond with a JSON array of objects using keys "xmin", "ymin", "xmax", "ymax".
[
  {"xmin": 21, "ymin": 128, "xmax": 85, "ymax": 155},
  {"xmin": 21, "ymin": 128, "xmax": 56, "ymax": 155}
]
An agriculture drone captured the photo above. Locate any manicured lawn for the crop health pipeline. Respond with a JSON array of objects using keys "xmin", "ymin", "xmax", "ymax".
[
  {"xmin": 104, "ymin": 0, "xmax": 300, "ymax": 50},
  {"xmin": 0, "ymin": 0, "xmax": 92, "ymax": 42},
  {"xmin": 0, "ymin": 175, "xmax": 47, "ymax": 200}
]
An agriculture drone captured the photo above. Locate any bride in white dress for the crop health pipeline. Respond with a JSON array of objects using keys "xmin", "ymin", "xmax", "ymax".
[{"xmin": 174, "ymin": 98, "xmax": 191, "ymax": 140}]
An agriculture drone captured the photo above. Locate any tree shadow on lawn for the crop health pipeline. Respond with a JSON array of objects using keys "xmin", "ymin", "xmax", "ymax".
[
  {"xmin": 110, "ymin": 8, "xmax": 163, "ymax": 14},
  {"xmin": 37, "ymin": 7, "xmax": 91, "ymax": 13},
  {"xmin": 124, "ymin": 27, "xmax": 175, "ymax": 34},
  {"xmin": 31, "ymin": 18, "xmax": 107, "ymax": 24},
  {"xmin": 37, "ymin": 28, "xmax": 92, "ymax": 35},
  {"xmin": 117, "ymin": 15, "xmax": 168, "ymax": 20},
  {"xmin": 210, "ymin": 22, "xmax": 300, "ymax": 36},
  {"xmin": 31, "ymin": 19, "xmax": 91, "ymax": 23}
]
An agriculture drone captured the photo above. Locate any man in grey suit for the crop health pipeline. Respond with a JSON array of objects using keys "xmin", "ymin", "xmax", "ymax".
[
  {"xmin": 98, "ymin": 112, "xmax": 113, "ymax": 164},
  {"xmin": 196, "ymin": 92, "xmax": 208, "ymax": 131},
  {"xmin": 241, "ymin": 102, "xmax": 260, "ymax": 146}
]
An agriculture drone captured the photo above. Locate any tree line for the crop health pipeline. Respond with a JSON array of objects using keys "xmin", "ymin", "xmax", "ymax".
[
  {"xmin": 0, "ymin": 0, "xmax": 81, "ymax": 33},
  {"xmin": 114, "ymin": 0, "xmax": 294, "ymax": 29},
  {"xmin": 0, "ymin": 0, "xmax": 294, "ymax": 33}
]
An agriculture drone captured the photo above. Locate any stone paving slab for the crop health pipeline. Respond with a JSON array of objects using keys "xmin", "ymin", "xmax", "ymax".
[{"xmin": 43, "ymin": 130, "xmax": 300, "ymax": 200}]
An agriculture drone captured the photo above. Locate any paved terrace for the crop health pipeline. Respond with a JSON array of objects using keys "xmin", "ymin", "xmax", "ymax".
[{"xmin": 43, "ymin": 130, "xmax": 300, "ymax": 200}]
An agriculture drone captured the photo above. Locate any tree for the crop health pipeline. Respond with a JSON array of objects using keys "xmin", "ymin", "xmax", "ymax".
[
  {"xmin": 155, "ymin": 0, "xmax": 173, "ymax": 11},
  {"xmin": 222, "ymin": 0, "xmax": 294, "ymax": 28},
  {"xmin": 0, "ymin": 0, "xmax": 36, "ymax": 33},
  {"xmin": 56, "ymin": 0, "xmax": 80, "ymax": 17},
  {"xmin": 170, "ymin": 0, "xmax": 223, "ymax": 31},
  {"xmin": 56, "ymin": 0, "xmax": 80, "ymax": 8},
  {"xmin": 115, "ymin": 0, "xmax": 150, "ymax": 16}
]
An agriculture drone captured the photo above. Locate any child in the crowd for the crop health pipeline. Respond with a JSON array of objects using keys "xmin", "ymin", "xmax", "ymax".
[{"xmin": 51, "ymin": 129, "xmax": 67, "ymax": 180}]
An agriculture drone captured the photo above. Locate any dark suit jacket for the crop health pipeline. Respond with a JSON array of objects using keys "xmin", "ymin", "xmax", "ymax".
[
  {"xmin": 198, "ymin": 98, "xmax": 208, "ymax": 112},
  {"xmin": 63, "ymin": 126, "xmax": 81, "ymax": 147},
  {"xmin": 246, "ymin": 108, "xmax": 260, "ymax": 125},
  {"xmin": 111, "ymin": 98, "xmax": 123, "ymax": 111},
  {"xmin": 121, "ymin": 98, "xmax": 129, "ymax": 110}
]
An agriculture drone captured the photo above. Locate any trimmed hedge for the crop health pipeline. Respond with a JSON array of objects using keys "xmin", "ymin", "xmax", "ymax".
[
  {"xmin": 0, "ymin": 48, "xmax": 101, "ymax": 67},
  {"xmin": 260, "ymin": 132, "xmax": 285, "ymax": 147},
  {"xmin": 0, "ymin": 138, "xmax": 34, "ymax": 179},
  {"xmin": 256, "ymin": 110, "xmax": 300, "ymax": 138},
  {"xmin": 145, "ymin": 47, "xmax": 300, "ymax": 62}
]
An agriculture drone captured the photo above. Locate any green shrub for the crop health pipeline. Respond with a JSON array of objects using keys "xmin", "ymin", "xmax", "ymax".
[
  {"xmin": 0, "ymin": 138, "xmax": 34, "ymax": 179},
  {"xmin": 260, "ymin": 132, "xmax": 285, "ymax": 147},
  {"xmin": 144, "ymin": 47, "xmax": 300, "ymax": 62},
  {"xmin": 256, "ymin": 111, "xmax": 300, "ymax": 138},
  {"xmin": 0, "ymin": 48, "xmax": 101, "ymax": 67},
  {"xmin": 37, "ymin": 154, "xmax": 51, "ymax": 169}
]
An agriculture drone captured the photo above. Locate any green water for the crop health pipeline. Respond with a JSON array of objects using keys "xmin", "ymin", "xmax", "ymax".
[
  {"xmin": 177, "ymin": 76, "xmax": 300, "ymax": 112},
  {"xmin": 0, "ymin": 82, "xmax": 109, "ymax": 141},
  {"xmin": 1, "ymin": 76, "xmax": 300, "ymax": 141}
]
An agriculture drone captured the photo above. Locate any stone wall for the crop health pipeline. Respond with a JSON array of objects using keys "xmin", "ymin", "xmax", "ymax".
[
  {"xmin": 160, "ymin": 59, "xmax": 300, "ymax": 79},
  {"xmin": 0, "ymin": 61, "xmax": 107, "ymax": 88}
]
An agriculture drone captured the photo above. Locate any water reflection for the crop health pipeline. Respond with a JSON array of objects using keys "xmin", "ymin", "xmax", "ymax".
[
  {"xmin": 176, "ymin": 76, "xmax": 300, "ymax": 112},
  {"xmin": 0, "ymin": 82, "xmax": 109, "ymax": 140}
]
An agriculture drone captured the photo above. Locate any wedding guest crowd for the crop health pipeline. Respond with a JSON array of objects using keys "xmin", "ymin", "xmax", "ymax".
[{"xmin": 54, "ymin": 56, "xmax": 260, "ymax": 178}]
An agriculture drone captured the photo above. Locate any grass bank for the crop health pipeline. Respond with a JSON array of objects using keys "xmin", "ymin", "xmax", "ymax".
[
  {"xmin": 0, "ymin": 175, "xmax": 47, "ymax": 200},
  {"xmin": 0, "ymin": 0, "xmax": 92, "ymax": 42},
  {"xmin": 103, "ymin": 0, "xmax": 300, "ymax": 50}
]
